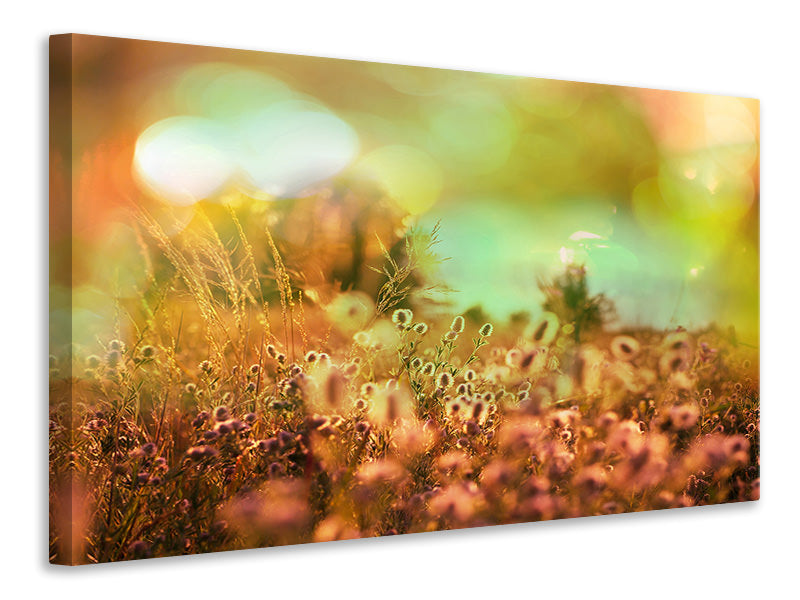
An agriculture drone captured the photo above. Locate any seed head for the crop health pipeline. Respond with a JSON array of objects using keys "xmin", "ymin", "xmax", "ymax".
[
  {"xmin": 437, "ymin": 372, "xmax": 454, "ymax": 389},
  {"xmin": 444, "ymin": 330, "xmax": 459, "ymax": 342},
  {"xmin": 392, "ymin": 309, "xmax": 413, "ymax": 326},
  {"xmin": 479, "ymin": 323, "xmax": 493, "ymax": 337},
  {"xmin": 450, "ymin": 315, "xmax": 465, "ymax": 334}
]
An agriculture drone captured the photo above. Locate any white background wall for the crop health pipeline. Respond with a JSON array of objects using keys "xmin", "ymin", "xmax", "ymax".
[{"xmin": 4, "ymin": 1, "xmax": 796, "ymax": 596}]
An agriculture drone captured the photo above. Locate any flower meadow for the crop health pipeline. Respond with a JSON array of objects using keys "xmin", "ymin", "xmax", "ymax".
[{"xmin": 48, "ymin": 200, "xmax": 759, "ymax": 564}]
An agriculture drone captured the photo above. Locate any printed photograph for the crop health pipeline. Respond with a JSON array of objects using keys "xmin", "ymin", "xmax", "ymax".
[{"xmin": 49, "ymin": 34, "xmax": 759, "ymax": 564}]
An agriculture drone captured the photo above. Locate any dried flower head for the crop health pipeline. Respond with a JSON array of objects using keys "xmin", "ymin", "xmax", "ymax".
[
  {"xmin": 610, "ymin": 335, "xmax": 640, "ymax": 361},
  {"xmin": 437, "ymin": 372, "xmax": 454, "ymax": 389},
  {"xmin": 450, "ymin": 315, "xmax": 465, "ymax": 334},
  {"xmin": 392, "ymin": 308, "xmax": 413, "ymax": 326}
]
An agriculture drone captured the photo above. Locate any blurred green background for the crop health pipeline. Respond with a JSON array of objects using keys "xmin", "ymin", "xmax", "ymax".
[{"xmin": 50, "ymin": 35, "xmax": 759, "ymax": 351}]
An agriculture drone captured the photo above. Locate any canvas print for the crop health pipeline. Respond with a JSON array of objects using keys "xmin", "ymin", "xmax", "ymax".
[{"xmin": 49, "ymin": 34, "xmax": 759, "ymax": 565}]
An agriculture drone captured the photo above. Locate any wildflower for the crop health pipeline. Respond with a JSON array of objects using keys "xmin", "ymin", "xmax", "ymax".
[
  {"xmin": 437, "ymin": 372, "xmax": 454, "ymax": 389},
  {"xmin": 609, "ymin": 335, "xmax": 640, "ymax": 361},
  {"xmin": 266, "ymin": 344, "xmax": 277, "ymax": 359},
  {"xmin": 450, "ymin": 315, "xmax": 465, "ymax": 333},
  {"xmin": 751, "ymin": 479, "xmax": 760, "ymax": 501},
  {"xmin": 361, "ymin": 382, "xmax": 378, "ymax": 397},
  {"xmin": 573, "ymin": 465, "xmax": 606, "ymax": 498},
  {"xmin": 659, "ymin": 349, "xmax": 690, "ymax": 376},
  {"xmin": 353, "ymin": 331, "xmax": 371, "ymax": 346},
  {"xmin": 429, "ymin": 483, "xmax": 480, "ymax": 523},
  {"xmin": 520, "ymin": 350, "xmax": 538, "ymax": 370},
  {"xmin": 464, "ymin": 369, "xmax": 476, "ymax": 382},
  {"xmin": 314, "ymin": 516, "xmax": 361, "ymax": 543},
  {"xmin": 86, "ymin": 355, "xmax": 102, "ymax": 369},
  {"xmin": 530, "ymin": 313, "xmax": 559, "ymax": 345},
  {"xmin": 255, "ymin": 438, "xmax": 276, "ymax": 453},
  {"xmin": 343, "ymin": 362, "xmax": 359, "ymax": 376},
  {"xmin": 392, "ymin": 308, "xmax": 413, "ymax": 327},
  {"xmin": 128, "ymin": 540, "xmax": 151, "ymax": 559},
  {"xmin": 249, "ymin": 363, "xmax": 260, "ymax": 374},
  {"xmin": 663, "ymin": 331, "xmax": 692, "ymax": 352},
  {"xmin": 305, "ymin": 351, "xmax": 318, "ymax": 363},
  {"xmin": 141, "ymin": 442, "xmax": 157, "ymax": 457},
  {"xmin": 422, "ymin": 362, "xmax": 436, "ymax": 376},
  {"xmin": 505, "ymin": 348, "xmax": 522, "ymax": 367},
  {"xmin": 463, "ymin": 420, "xmax": 480, "ymax": 436},
  {"xmin": 185, "ymin": 383, "xmax": 197, "ymax": 394},
  {"xmin": 479, "ymin": 323, "xmax": 493, "ymax": 337},
  {"xmin": 443, "ymin": 330, "xmax": 459, "ymax": 342},
  {"xmin": 108, "ymin": 339, "xmax": 125, "ymax": 352},
  {"xmin": 413, "ymin": 322, "xmax": 429, "ymax": 335},
  {"xmin": 105, "ymin": 350, "xmax": 122, "ymax": 367},
  {"xmin": 215, "ymin": 420, "xmax": 234, "ymax": 435},
  {"xmin": 214, "ymin": 406, "xmax": 230, "ymax": 421},
  {"xmin": 481, "ymin": 459, "xmax": 515, "ymax": 492},
  {"xmin": 448, "ymin": 400, "xmax": 463, "ymax": 417},
  {"xmin": 139, "ymin": 345, "xmax": 156, "ymax": 359},
  {"xmin": 186, "ymin": 446, "xmax": 218, "ymax": 461},
  {"xmin": 198, "ymin": 360, "xmax": 213, "ymax": 374},
  {"xmin": 669, "ymin": 404, "xmax": 700, "ymax": 430},
  {"xmin": 325, "ymin": 369, "xmax": 345, "ymax": 407}
]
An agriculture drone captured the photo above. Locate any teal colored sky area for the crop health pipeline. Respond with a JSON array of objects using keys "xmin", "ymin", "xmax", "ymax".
[{"xmin": 420, "ymin": 195, "xmax": 756, "ymax": 341}]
